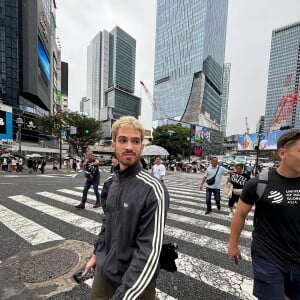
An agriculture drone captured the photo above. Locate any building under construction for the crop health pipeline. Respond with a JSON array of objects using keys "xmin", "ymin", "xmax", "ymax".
[{"xmin": 264, "ymin": 22, "xmax": 300, "ymax": 131}]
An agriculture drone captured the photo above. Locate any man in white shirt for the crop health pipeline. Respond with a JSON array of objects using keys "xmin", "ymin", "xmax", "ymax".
[
  {"xmin": 151, "ymin": 156, "xmax": 166, "ymax": 182},
  {"xmin": 200, "ymin": 156, "xmax": 230, "ymax": 215}
]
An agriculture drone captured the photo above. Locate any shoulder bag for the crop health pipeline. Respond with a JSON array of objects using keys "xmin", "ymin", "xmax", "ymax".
[
  {"xmin": 206, "ymin": 166, "xmax": 219, "ymax": 185},
  {"xmin": 221, "ymin": 182, "xmax": 233, "ymax": 199}
]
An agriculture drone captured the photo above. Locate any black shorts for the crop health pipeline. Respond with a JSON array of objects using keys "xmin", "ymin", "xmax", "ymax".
[{"xmin": 228, "ymin": 193, "xmax": 239, "ymax": 208}]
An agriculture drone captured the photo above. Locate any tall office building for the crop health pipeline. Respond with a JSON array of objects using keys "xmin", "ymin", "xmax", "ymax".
[
  {"xmin": 153, "ymin": 0, "xmax": 228, "ymax": 129},
  {"xmin": 0, "ymin": 0, "xmax": 19, "ymax": 108},
  {"xmin": 86, "ymin": 26, "xmax": 140, "ymax": 140},
  {"xmin": 220, "ymin": 63, "xmax": 231, "ymax": 135},
  {"xmin": 264, "ymin": 22, "xmax": 300, "ymax": 131},
  {"xmin": 1, "ymin": 0, "xmax": 58, "ymax": 147}
]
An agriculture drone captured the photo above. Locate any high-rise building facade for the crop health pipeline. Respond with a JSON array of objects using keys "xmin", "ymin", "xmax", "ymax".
[
  {"xmin": 264, "ymin": 22, "xmax": 300, "ymax": 131},
  {"xmin": 87, "ymin": 32, "xmax": 102, "ymax": 121},
  {"xmin": 0, "ymin": 0, "xmax": 19, "ymax": 108},
  {"xmin": 1, "ymin": 0, "xmax": 58, "ymax": 148},
  {"xmin": 220, "ymin": 63, "xmax": 231, "ymax": 135},
  {"xmin": 87, "ymin": 26, "xmax": 140, "ymax": 140},
  {"xmin": 153, "ymin": 0, "xmax": 228, "ymax": 129}
]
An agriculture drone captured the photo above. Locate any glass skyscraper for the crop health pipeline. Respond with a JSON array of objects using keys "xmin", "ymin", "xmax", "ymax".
[
  {"xmin": 220, "ymin": 63, "xmax": 231, "ymax": 135},
  {"xmin": 87, "ymin": 26, "xmax": 140, "ymax": 140},
  {"xmin": 153, "ymin": 0, "xmax": 228, "ymax": 129},
  {"xmin": 264, "ymin": 22, "xmax": 300, "ymax": 131}
]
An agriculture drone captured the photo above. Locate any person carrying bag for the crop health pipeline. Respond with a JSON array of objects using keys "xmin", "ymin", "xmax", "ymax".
[
  {"xmin": 206, "ymin": 166, "xmax": 219, "ymax": 185},
  {"xmin": 200, "ymin": 157, "xmax": 230, "ymax": 215}
]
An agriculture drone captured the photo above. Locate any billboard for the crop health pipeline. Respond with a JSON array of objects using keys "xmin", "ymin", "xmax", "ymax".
[
  {"xmin": 191, "ymin": 125, "xmax": 211, "ymax": 143},
  {"xmin": 238, "ymin": 130, "xmax": 285, "ymax": 151},
  {"xmin": 38, "ymin": 37, "xmax": 50, "ymax": 84},
  {"xmin": 0, "ymin": 107, "xmax": 13, "ymax": 141}
]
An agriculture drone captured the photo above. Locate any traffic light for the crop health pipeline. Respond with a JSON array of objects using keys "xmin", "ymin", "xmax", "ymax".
[
  {"xmin": 167, "ymin": 130, "xmax": 175, "ymax": 137},
  {"xmin": 85, "ymin": 129, "xmax": 90, "ymax": 134}
]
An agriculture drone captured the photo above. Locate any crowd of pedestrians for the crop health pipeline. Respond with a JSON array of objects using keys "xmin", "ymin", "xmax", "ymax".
[
  {"xmin": 73, "ymin": 128, "xmax": 299, "ymax": 300},
  {"xmin": 1, "ymin": 122, "xmax": 299, "ymax": 299},
  {"xmin": 0, "ymin": 155, "xmax": 24, "ymax": 172}
]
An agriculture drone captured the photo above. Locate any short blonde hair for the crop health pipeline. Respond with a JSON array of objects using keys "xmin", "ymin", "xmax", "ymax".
[{"xmin": 112, "ymin": 116, "xmax": 144, "ymax": 141}]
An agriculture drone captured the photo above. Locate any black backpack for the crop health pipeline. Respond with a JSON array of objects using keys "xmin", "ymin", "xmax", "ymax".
[{"xmin": 253, "ymin": 171, "xmax": 269, "ymax": 226}]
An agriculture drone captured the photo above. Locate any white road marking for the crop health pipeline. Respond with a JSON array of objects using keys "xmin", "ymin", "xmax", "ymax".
[
  {"xmin": 170, "ymin": 203, "xmax": 254, "ymax": 226},
  {"xmin": 57, "ymin": 189, "xmax": 97, "ymax": 201},
  {"xmin": 167, "ymin": 213, "xmax": 252, "ymax": 239},
  {"xmin": 3, "ymin": 181, "xmax": 256, "ymax": 299},
  {"xmin": 0, "ymin": 204, "xmax": 64, "ymax": 245},
  {"xmin": 8, "ymin": 195, "xmax": 101, "ymax": 235},
  {"xmin": 169, "ymin": 196, "xmax": 254, "ymax": 217},
  {"xmin": 164, "ymin": 225, "xmax": 251, "ymax": 261},
  {"xmin": 177, "ymin": 252, "xmax": 255, "ymax": 299},
  {"xmin": 36, "ymin": 191, "xmax": 103, "ymax": 213}
]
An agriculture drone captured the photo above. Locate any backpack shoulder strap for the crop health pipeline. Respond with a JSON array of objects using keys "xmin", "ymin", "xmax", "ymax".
[{"xmin": 256, "ymin": 171, "xmax": 269, "ymax": 203}]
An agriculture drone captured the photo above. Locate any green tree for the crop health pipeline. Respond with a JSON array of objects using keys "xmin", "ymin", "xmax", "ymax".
[
  {"xmin": 269, "ymin": 151, "xmax": 280, "ymax": 162},
  {"xmin": 36, "ymin": 112, "xmax": 103, "ymax": 156},
  {"xmin": 152, "ymin": 124, "xmax": 192, "ymax": 158},
  {"xmin": 35, "ymin": 115, "xmax": 57, "ymax": 135}
]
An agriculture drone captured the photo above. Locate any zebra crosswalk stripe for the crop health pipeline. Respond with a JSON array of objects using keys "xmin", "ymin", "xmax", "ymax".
[
  {"xmin": 164, "ymin": 225, "xmax": 251, "ymax": 261},
  {"xmin": 167, "ymin": 212, "xmax": 252, "ymax": 239},
  {"xmin": 1, "ymin": 179, "xmax": 256, "ymax": 299},
  {"xmin": 170, "ymin": 203, "xmax": 254, "ymax": 226},
  {"xmin": 0, "ymin": 204, "xmax": 64, "ymax": 245},
  {"xmin": 176, "ymin": 252, "xmax": 255, "ymax": 299},
  {"xmin": 8, "ymin": 195, "xmax": 101, "ymax": 235},
  {"xmin": 36, "ymin": 191, "xmax": 103, "ymax": 213}
]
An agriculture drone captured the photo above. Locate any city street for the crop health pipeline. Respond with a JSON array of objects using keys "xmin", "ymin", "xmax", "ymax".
[{"xmin": 0, "ymin": 168, "xmax": 255, "ymax": 300}]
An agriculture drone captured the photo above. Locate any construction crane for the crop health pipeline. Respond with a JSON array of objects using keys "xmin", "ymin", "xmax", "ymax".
[
  {"xmin": 245, "ymin": 116, "xmax": 250, "ymax": 134},
  {"xmin": 140, "ymin": 81, "xmax": 168, "ymax": 124},
  {"xmin": 271, "ymin": 85, "xmax": 299, "ymax": 131},
  {"xmin": 140, "ymin": 81, "xmax": 158, "ymax": 112}
]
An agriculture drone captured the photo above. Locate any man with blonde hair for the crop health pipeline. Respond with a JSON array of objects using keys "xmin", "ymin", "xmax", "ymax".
[{"xmin": 83, "ymin": 116, "xmax": 169, "ymax": 300}]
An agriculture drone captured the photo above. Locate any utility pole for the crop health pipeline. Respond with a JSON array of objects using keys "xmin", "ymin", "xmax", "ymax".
[
  {"xmin": 55, "ymin": 111, "xmax": 63, "ymax": 169},
  {"xmin": 255, "ymin": 125, "xmax": 264, "ymax": 176}
]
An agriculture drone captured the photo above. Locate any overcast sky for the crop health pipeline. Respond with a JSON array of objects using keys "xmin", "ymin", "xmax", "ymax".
[{"xmin": 56, "ymin": 0, "xmax": 300, "ymax": 136}]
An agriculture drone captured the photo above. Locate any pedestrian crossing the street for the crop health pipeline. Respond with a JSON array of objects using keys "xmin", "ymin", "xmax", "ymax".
[{"xmin": 0, "ymin": 174, "xmax": 256, "ymax": 299}]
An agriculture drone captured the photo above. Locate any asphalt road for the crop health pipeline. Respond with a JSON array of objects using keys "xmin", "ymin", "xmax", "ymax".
[{"xmin": 0, "ymin": 168, "xmax": 255, "ymax": 300}]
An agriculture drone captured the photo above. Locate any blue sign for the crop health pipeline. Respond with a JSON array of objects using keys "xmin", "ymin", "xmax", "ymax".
[
  {"xmin": 61, "ymin": 130, "xmax": 67, "ymax": 138},
  {"xmin": 0, "ymin": 110, "xmax": 13, "ymax": 140}
]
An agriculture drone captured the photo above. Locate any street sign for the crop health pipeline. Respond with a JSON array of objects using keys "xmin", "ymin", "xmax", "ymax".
[{"xmin": 60, "ymin": 130, "xmax": 67, "ymax": 138}]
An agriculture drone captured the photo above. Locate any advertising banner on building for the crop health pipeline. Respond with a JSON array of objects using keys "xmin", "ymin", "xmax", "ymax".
[
  {"xmin": 238, "ymin": 130, "xmax": 285, "ymax": 151},
  {"xmin": 0, "ymin": 105, "xmax": 13, "ymax": 142},
  {"xmin": 191, "ymin": 125, "xmax": 211, "ymax": 143}
]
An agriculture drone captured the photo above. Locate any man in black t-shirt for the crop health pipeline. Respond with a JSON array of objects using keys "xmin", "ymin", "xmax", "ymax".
[
  {"xmin": 228, "ymin": 163, "xmax": 250, "ymax": 217},
  {"xmin": 228, "ymin": 129, "xmax": 300, "ymax": 300}
]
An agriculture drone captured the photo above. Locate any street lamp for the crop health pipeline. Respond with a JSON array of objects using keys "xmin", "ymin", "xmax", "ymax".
[{"xmin": 16, "ymin": 117, "xmax": 24, "ymax": 154}]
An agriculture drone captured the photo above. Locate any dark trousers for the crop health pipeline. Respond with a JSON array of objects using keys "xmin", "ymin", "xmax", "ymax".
[
  {"xmin": 90, "ymin": 267, "xmax": 157, "ymax": 300},
  {"xmin": 205, "ymin": 187, "xmax": 221, "ymax": 211},
  {"xmin": 252, "ymin": 255, "xmax": 300, "ymax": 299},
  {"xmin": 82, "ymin": 176, "xmax": 100, "ymax": 204}
]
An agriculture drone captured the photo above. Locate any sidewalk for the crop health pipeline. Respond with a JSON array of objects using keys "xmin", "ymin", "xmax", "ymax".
[{"xmin": 0, "ymin": 165, "xmax": 75, "ymax": 175}]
